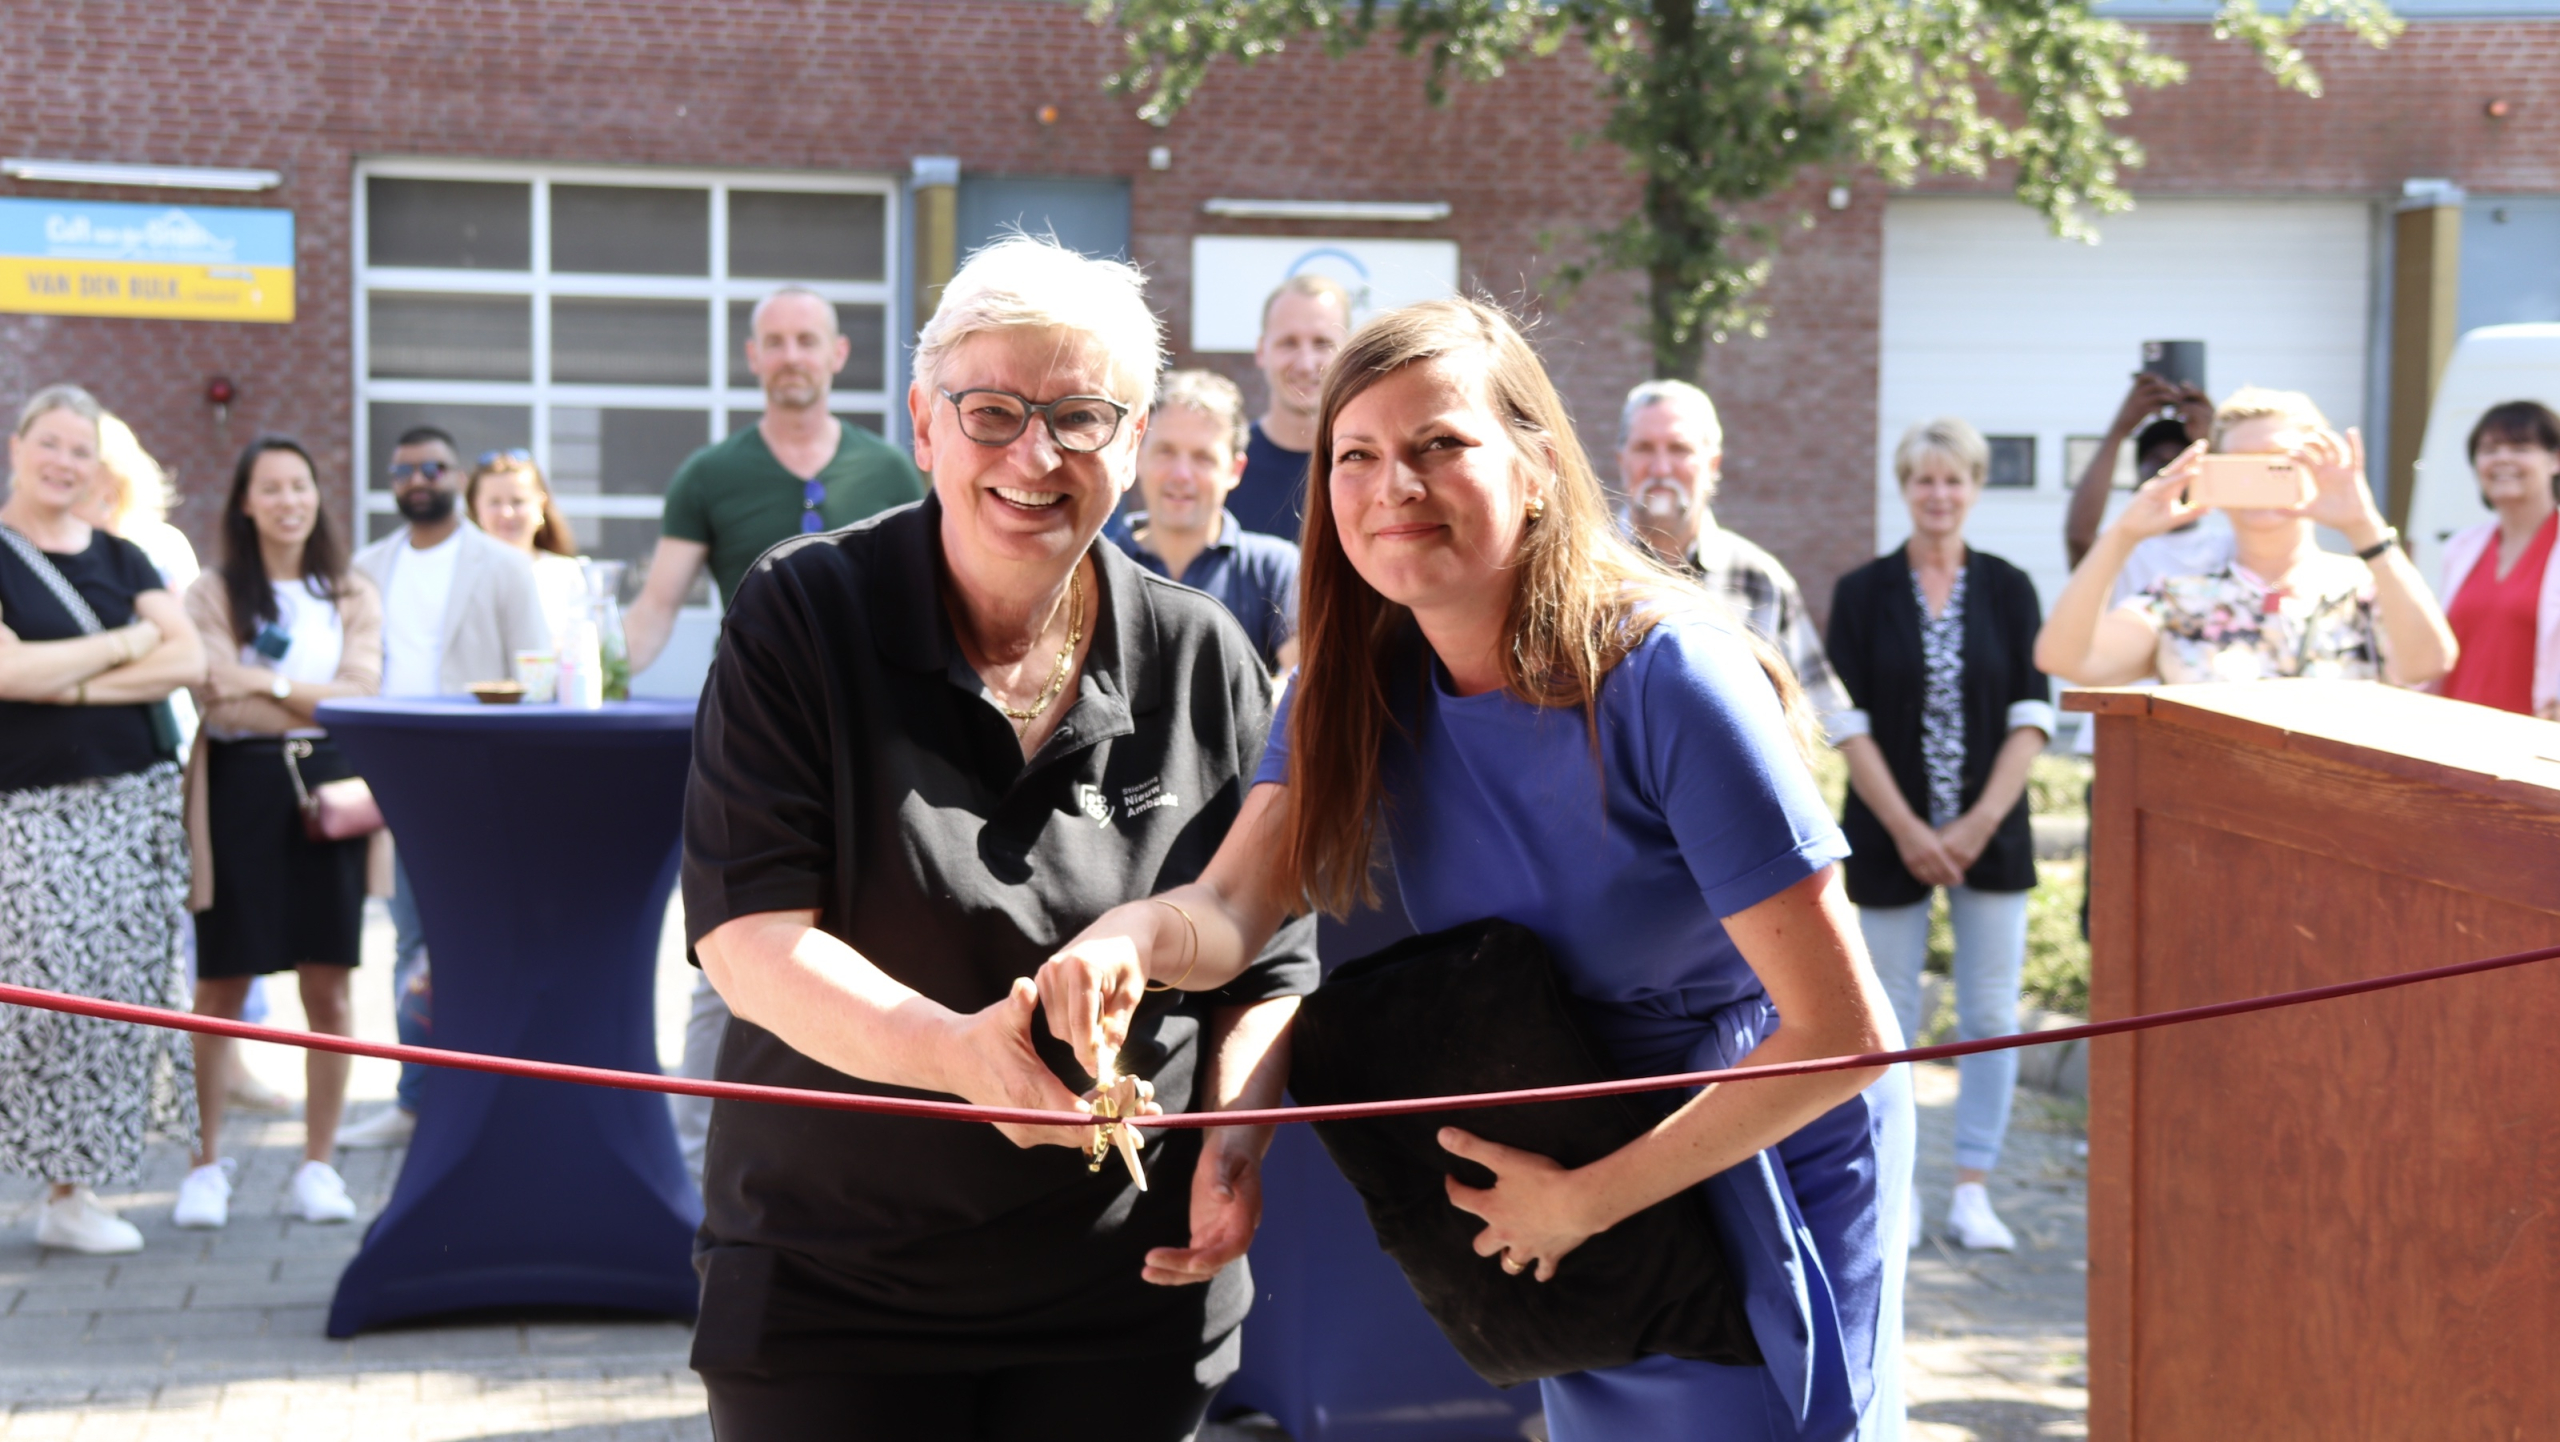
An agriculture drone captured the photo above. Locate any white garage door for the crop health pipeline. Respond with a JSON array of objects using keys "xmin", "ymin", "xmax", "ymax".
[{"xmin": 1878, "ymin": 196, "xmax": 2375, "ymax": 612}]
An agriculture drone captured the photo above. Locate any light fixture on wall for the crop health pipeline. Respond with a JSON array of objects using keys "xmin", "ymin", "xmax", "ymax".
[
  {"xmin": 1201, "ymin": 198, "xmax": 1450, "ymax": 222},
  {"xmin": 204, "ymin": 376, "xmax": 237, "ymax": 427},
  {"xmin": 2485, "ymin": 98, "xmax": 2513, "ymax": 120},
  {"xmin": 3, "ymin": 157, "xmax": 281, "ymax": 191}
]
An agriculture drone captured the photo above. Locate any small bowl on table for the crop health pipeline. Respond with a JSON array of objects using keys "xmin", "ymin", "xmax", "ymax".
[{"xmin": 467, "ymin": 681, "xmax": 527, "ymax": 706}]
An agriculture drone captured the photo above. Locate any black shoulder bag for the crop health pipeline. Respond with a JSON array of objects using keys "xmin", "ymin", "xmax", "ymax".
[{"xmin": 1291, "ymin": 917, "xmax": 1762, "ymax": 1387}]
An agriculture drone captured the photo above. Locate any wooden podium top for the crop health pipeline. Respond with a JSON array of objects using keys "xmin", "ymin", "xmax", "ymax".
[{"xmin": 2063, "ymin": 680, "xmax": 2560, "ymax": 815}]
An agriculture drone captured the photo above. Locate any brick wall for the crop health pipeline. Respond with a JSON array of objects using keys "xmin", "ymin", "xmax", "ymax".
[{"xmin": 3, "ymin": 6, "xmax": 2553, "ymax": 622}]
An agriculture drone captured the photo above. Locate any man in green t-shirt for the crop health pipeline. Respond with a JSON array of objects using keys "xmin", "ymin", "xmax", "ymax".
[
  {"xmin": 624, "ymin": 286, "xmax": 925, "ymax": 673},
  {"xmin": 625, "ymin": 286, "xmax": 922, "ymax": 1179}
]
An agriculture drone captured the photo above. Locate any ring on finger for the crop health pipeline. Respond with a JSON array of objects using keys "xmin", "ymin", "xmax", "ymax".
[{"xmin": 1500, "ymin": 1250, "xmax": 1528, "ymax": 1276}]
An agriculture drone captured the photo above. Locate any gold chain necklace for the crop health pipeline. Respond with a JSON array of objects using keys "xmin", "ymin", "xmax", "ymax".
[{"xmin": 994, "ymin": 565, "xmax": 1084, "ymax": 733}]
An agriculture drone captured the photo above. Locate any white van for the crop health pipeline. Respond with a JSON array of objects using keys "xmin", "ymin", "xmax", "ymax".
[{"xmin": 2406, "ymin": 323, "xmax": 2560, "ymax": 590}]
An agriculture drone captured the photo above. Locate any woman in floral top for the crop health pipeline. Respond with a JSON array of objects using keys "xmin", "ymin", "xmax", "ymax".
[{"xmin": 2037, "ymin": 387, "xmax": 2456, "ymax": 693}]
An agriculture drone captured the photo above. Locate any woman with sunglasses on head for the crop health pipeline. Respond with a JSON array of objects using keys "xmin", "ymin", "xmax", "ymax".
[
  {"xmin": 1041, "ymin": 300, "xmax": 1911, "ymax": 1440},
  {"xmin": 468, "ymin": 450, "xmax": 588, "ymax": 648},
  {"xmin": 681, "ymin": 236, "xmax": 1317, "ymax": 1439},
  {"xmin": 175, "ymin": 436, "xmax": 382, "ymax": 1231}
]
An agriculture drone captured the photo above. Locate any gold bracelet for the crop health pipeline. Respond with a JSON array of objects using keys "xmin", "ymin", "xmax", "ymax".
[{"xmin": 1143, "ymin": 897, "xmax": 1200, "ymax": 993}]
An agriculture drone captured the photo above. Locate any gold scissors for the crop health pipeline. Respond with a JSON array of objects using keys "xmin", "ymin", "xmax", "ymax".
[{"xmin": 1085, "ymin": 1039, "xmax": 1149, "ymax": 1192}]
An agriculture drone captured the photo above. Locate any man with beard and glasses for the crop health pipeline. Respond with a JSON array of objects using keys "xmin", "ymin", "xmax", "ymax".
[
  {"xmin": 1617, "ymin": 379, "xmax": 1849, "ymax": 728},
  {"xmin": 622, "ymin": 287, "xmax": 923, "ymax": 1180},
  {"xmin": 339, "ymin": 424, "xmax": 549, "ymax": 1149}
]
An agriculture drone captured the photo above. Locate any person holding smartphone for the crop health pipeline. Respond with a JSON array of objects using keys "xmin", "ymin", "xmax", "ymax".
[{"xmin": 2035, "ymin": 387, "xmax": 2456, "ymax": 689}]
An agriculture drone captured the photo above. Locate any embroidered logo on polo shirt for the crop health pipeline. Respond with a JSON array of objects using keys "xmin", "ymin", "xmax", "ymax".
[
  {"xmin": 1121, "ymin": 776, "xmax": 1180, "ymax": 817},
  {"xmin": 1074, "ymin": 783, "xmax": 1114, "ymax": 826}
]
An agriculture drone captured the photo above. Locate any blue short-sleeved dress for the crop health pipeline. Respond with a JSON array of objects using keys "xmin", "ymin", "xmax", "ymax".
[{"xmin": 1258, "ymin": 610, "xmax": 1913, "ymax": 1441}]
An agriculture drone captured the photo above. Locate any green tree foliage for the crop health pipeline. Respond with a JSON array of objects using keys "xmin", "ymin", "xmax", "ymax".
[{"xmin": 1086, "ymin": 0, "xmax": 2399, "ymax": 377}]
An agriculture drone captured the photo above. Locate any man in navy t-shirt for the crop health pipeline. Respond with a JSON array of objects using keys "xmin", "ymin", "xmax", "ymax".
[
  {"xmin": 1112, "ymin": 371, "xmax": 1300, "ymax": 673},
  {"xmin": 1227, "ymin": 274, "xmax": 1353, "ymax": 544}
]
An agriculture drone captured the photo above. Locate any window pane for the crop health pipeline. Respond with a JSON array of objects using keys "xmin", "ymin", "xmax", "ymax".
[
  {"xmin": 551, "ymin": 407, "xmax": 709, "ymax": 497},
  {"xmin": 365, "ymin": 402, "xmax": 530, "ymax": 491},
  {"xmin": 552, "ymin": 299, "xmax": 709, "ymax": 385},
  {"xmin": 552, "ymin": 185, "xmax": 709, "ymax": 275},
  {"xmin": 726, "ymin": 409, "xmax": 889, "ymax": 439},
  {"xmin": 725, "ymin": 300, "xmax": 887, "ymax": 391},
  {"xmin": 2065, "ymin": 435, "xmax": 2139, "ymax": 491},
  {"xmin": 727, "ymin": 190, "xmax": 886, "ymax": 280},
  {"xmin": 367, "ymin": 179, "xmax": 530, "ymax": 270},
  {"xmin": 368, "ymin": 293, "xmax": 532, "ymax": 381},
  {"xmin": 1986, "ymin": 436, "xmax": 2037, "ymax": 489}
]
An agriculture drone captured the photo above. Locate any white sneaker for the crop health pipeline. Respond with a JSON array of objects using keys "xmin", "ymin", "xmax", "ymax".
[
  {"xmin": 172, "ymin": 1159, "xmax": 236, "ymax": 1229},
  {"xmin": 336, "ymin": 1105, "xmax": 415, "ymax": 1150},
  {"xmin": 36, "ymin": 1187, "xmax": 144, "ymax": 1254},
  {"xmin": 1907, "ymin": 1191, "xmax": 1925, "ymax": 1250},
  {"xmin": 289, "ymin": 1160, "xmax": 357, "ymax": 1223},
  {"xmin": 1947, "ymin": 1181, "xmax": 2017, "ymax": 1252}
]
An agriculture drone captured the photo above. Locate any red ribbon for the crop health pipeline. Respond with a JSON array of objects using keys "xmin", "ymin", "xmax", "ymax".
[{"xmin": 4, "ymin": 940, "xmax": 2555, "ymax": 1131}]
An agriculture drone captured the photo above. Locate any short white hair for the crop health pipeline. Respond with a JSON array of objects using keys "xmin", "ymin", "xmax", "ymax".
[
  {"xmin": 1619, "ymin": 378, "xmax": 1723, "ymax": 453},
  {"xmin": 914, "ymin": 235, "xmax": 1163, "ymax": 409},
  {"xmin": 1893, "ymin": 416, "xmax": 1989, "ymax": 488}
]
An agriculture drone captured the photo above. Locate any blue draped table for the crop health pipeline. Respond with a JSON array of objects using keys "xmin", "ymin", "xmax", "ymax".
[{"xmin": 318, "ymin": 697, "xmax": 703, "ymax": 1337}]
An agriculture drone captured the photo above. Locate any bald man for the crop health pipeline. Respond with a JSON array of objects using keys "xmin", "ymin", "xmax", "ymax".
[{"xmin": 624, "ymin": 287, "xmax": 923, "ymax": 673}]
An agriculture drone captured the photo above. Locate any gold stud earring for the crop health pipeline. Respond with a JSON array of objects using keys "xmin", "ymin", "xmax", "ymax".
[{"xmin": 1525, "ymin": 496, "xmax": 1546, "ymax": 520}]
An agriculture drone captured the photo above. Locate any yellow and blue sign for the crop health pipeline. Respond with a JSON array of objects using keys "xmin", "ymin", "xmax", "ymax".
[{"xmin": 0, "ymin": 198, "xmax": 294, "ymax": 323}]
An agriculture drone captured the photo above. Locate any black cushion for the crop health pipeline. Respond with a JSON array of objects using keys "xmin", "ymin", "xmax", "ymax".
[{"xmin": 1291, "ymin": 917, "xmax": 1763, "ymax": 1387}]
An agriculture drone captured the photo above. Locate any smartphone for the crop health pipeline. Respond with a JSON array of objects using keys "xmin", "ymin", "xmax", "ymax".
[
  {"xmin": 2188, "ymin": 454, "xmax": 2308, "ymax": 510},
  {"xmin": 2141, "ymin": 340, "xmax": 2207, "ymax": 393},
  {"xmin": 251, "ymin": 623, "xmax": 292, "ymax": 661}
]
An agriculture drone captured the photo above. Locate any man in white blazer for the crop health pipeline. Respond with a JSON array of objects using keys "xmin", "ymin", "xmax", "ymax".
[{"xmin": 339, "ymin": 424, "xmax": 549, "ymax": 1147}]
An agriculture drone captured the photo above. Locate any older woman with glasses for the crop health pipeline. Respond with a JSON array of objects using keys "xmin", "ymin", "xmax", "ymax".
[{"xmin": 681, "ymin": 235, "xmax": 1318, "ymax": 1439}]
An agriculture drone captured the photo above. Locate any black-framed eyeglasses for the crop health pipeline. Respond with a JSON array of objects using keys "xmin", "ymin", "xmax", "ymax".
[
  {"xmin": 940, "ymin": 388, "xmax": 1130, "ymax": 454},
  {"xmin": 476, "ymin": 448, "xmax": 533, "ymax": 468},
  {"xmin": 800, "ymin": 478, "xmax": 826, "ymax": 534},
  {"xmin": 387, "ymin": 460, "xmax": 453, "ymax": 484}
]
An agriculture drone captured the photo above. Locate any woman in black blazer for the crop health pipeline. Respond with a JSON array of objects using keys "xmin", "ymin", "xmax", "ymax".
[{"xmin": 1827, "ymin": 416, "xmax": 2054, "ymax": 1256}]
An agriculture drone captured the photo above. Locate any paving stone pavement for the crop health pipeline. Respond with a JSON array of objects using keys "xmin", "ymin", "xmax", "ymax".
[
  {"xmin": 1903, "ymin": 1062, "xmax": 2091, "ymax": 1441},
  {"xmin": 3, "ymin": 901, "xmax": 2085, "ymax": 1439}
]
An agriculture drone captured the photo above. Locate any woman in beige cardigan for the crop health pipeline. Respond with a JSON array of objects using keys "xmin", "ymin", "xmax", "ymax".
[{"xmin": 178, "ymin": 437, "xmax": 382, "ymax": 1231}]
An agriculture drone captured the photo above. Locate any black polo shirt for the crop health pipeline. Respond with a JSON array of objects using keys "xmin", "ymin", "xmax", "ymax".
[{"xmin": 681, "ymin": 494, "xmax": 1318, "ymax": 1375}]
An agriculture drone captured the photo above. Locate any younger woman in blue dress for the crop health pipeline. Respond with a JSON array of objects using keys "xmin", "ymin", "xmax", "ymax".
[{"xmin": 1043, "ymin": 299, "xmax": 1913, "ymax": 1440}]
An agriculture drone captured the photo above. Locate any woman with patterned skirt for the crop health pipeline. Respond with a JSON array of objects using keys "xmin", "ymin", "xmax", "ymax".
[{"xmin": 0, "ymin": 385, "xmax": 206, "ymax": 1255}]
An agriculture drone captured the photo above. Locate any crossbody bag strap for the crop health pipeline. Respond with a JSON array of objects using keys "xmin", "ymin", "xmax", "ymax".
[{"xmin": 0, "ymin": 523, "xmax": 106, "ymax": 635}]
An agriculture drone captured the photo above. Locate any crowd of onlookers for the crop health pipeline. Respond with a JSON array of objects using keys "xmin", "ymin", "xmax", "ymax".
[{"xmin": 3, "ymin": 263, "xmax": 2553, "ymax": 1279}]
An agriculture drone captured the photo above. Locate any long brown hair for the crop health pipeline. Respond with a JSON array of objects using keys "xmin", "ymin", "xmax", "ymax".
[
  {"xmin": 1284, "ymin": 298, "xmax": 1816, "ymax": 917},
  {"xmin": 220, "ymin": 435, "xmax": 348, "ymax": 645}
]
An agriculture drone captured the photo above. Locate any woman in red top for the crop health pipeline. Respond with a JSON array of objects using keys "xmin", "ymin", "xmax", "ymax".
[{"xmin": 2435, "ymin": 400, "xmax": 2560, "ymax": 718}]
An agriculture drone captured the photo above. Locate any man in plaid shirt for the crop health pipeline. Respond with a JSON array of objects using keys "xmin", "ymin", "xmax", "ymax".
[{"xmin": 1618, "ymin": 379, "xmax": 1852, "ymax": 730}]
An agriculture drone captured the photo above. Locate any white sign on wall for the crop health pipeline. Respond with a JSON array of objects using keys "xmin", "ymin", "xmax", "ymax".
[{"xmin": 1189, "ymin": 236, "xmax": 1460, "ymax": 353}]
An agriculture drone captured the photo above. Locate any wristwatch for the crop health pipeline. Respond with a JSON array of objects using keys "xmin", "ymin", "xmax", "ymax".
[
  {"xmin": 2354, "ymin": 527, "xmax": 2401, "ymax": 563},
  {"xmin": 270, "ymin": 674, "xmax": 293, "ymax": 702}
]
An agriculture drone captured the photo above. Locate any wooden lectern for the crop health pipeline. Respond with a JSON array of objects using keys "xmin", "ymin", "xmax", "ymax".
[{"xmin": 2071, "ymin": 681, "xmax": 2560, "ymax": 1439}]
